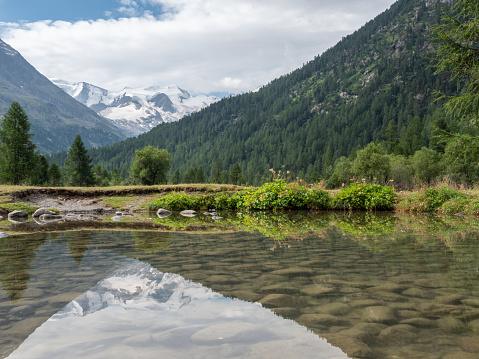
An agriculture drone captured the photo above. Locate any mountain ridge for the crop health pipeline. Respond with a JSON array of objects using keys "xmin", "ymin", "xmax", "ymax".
[
  {"xmin": 52, "ymin": 79, "xmax": 220, "ymax": 136},
  {"xmin": 0, "ymin": 39, "xmax": 128, "ymax": 153}
]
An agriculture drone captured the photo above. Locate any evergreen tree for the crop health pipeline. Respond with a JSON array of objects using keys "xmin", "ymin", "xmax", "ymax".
[
  {"xmin": 432, "ymin": 0, "xmax": 479, "ymax": 123},
  {"xmin": 229, "ymin": 163, "xmax": 244, "ymax": 185},
  {"xmin": 171, "ymin": 169, "xmax": 180, "ymax": 184},
  {"xmin": 64, "ymin": 134, "xmax": 95, "ymax": 187},
  {"xmin": 0, "ymin": 102, "xmax": 36, "ymax": 184},
  {"xmin": 211, "ymin": 158, "xmax": 223, "ymax": 183},
  {"xmin": 129, "ymin": 146, "xmax": 171, "ymax": 185},
  {"xmin": 29, "ymin": 154, "xmax": 49, "ymax": 186},
  {"xmin": 48, "ymin": 163, "xmax": 62, "ymax": 187}
]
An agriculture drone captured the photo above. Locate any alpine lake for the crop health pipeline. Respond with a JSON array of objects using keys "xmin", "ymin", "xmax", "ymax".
[{"xmin": 1, "ymin": 211, "xmax": 479, "ymax": 359}]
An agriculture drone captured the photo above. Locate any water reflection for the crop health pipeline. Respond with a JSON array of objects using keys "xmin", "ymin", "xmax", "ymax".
[
  {"xmin": 1, "ymin": 215, "xmax": 479, "ymax": 358},
  {"xmin": 8, "ymin": 260, "xmax": 346, "ymax": 359}
]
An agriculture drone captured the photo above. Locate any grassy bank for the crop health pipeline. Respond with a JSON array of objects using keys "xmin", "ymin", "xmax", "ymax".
[{"xmin": 2, "ymin": 181, "xmax": 479, "ymax": 215}]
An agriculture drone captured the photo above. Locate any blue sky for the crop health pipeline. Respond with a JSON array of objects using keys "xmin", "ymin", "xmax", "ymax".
[
  {"xmin": 0, "ymin": 0, "xmax": 397, "ymax": 94},
  {"xmin": 0, "ymin": 0, "xmax": 168, "ymax": 22}
]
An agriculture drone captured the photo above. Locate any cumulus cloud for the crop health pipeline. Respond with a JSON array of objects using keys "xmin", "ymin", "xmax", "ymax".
[{"xmin": 0, "ymin": 0, "xmax": 396, "ymax": 94}]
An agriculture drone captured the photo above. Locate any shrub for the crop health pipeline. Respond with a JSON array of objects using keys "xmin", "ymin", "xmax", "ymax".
[
  {"xmin": 334, "ymin": 183, "xmax": 396, "ymax": 210},
  {"xmin": 148, "ymin": 191, "xmax": 197, "ymax": 211}
]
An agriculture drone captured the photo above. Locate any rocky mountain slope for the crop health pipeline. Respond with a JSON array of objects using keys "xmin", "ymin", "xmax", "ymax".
[
  {"xmin": 52, "ymin": 80, "xmax": 219, "ymax": 136},
  {"xmin": 0, "ymin": 39, "xmax": 128, "ymax": 153}
]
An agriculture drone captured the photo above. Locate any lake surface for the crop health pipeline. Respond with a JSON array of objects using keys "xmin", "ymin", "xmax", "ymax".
[{"xmin": 1, "ymin": 213, "xmax": 479, "ymax": 358}]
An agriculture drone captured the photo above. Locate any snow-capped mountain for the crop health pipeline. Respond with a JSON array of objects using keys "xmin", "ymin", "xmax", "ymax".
[{"xmin": 52, "ymin": 79, "xmax": 220, "ymax": 136}]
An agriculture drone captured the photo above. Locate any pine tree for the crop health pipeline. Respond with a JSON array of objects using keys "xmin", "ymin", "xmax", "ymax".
[
  {"xmin": 48, "ymin": 163, "xmax": 62, "ymax": 187},
  {"xmin": 229, "ymin": 163, "xmax": 244, "ymax": 185},
  {"xmin": 432, "ymin": 0, "xmax": 479, "ymax": 123},
  {"xmin": 64, "ymin": 134, "xmax": 95, "ymax": 187},
  {"xmin": 0, "ymin": 102, "xmax": 36, "ymax": 184}
]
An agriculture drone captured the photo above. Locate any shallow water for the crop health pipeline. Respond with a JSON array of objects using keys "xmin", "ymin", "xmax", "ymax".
[{"xmin": 1, "ymin": 216, "xmax": 479, "ymax": 358}]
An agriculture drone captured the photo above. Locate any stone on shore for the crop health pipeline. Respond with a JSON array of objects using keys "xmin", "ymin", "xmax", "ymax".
[
  {"xmin": 33, "ymin": 208, "xmax": 57, "ymax": 217},
  {"xmin": 8, "ymin": 210, "xmax": 28, "ymax": 220}
]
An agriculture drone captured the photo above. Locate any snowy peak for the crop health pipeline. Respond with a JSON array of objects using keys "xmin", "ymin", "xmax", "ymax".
[{"xmin": 52, "ymin": 79, "xmax": 220, "ymax": 136}]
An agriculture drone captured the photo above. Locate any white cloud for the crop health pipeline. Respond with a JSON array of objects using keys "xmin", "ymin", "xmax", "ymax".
[{"xmin": 0, "ymin": 0, "xmax": 396, "ymax": 94}]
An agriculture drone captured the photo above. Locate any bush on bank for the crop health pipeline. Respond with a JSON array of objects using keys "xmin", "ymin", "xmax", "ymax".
[{"xmin": 147, "ymin": 180, "xmax": 395, "ymax": 212}]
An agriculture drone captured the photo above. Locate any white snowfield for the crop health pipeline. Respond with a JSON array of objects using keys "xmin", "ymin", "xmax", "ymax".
[{"xmin": 52, "ymin": 79, "xmax": 219, "ymax": 136}]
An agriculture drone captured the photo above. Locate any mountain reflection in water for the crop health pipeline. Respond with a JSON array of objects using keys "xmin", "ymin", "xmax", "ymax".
[{"xmin": 7, "ymin": 260, "xmax": 347, "ymax": 359}]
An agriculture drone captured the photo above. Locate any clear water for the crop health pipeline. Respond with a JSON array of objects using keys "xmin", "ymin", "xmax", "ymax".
[{"xmin": 1, "ymin": 218, "xmax": 479, "ymax": 358}]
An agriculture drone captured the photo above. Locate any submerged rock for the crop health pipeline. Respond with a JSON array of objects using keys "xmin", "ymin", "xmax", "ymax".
[{"xmin": 364, "ymin": 306, "xmax": 397, "ymax": 324}]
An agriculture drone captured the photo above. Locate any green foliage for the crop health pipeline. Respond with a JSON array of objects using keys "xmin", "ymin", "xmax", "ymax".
[
  {"xmin": 238, "ymin": 179, "xmax": 330, "ymax": 210},
  {"xmin": 148, "ymin": 191, "xmax": 198, "ymax": 211},
  {"xmin": 0, "ymin": 101, "xmax": 36, "ymax": 184},
  {"xmin": 401, "ymin": 185, "xmax": 466, "ymax": 212},
  {"xmin": 129, "ymin": 146, "xmax": 171, "ymax": 185},
  {"xmin": 334, "ymin": 183, "xmax": 396, "ymax": 210},
  {"xmin": 411, "ymin": 147, "xmax": 442, "ymax": 184},
  {"xmin": 432, "ymin": 0, "xmax": 479, "ymax": 123},
  {"xmin": 351, "ymin": 143, "xmax": 390, "ymax": 183},
  {"xmin": 47, "ymin": 162, "xmax": 62, "ymax": 187},
  {"xmin": 147, "ymin": 180, "xmax": 330, "ymax": 211},
  {"xmin": 64, "ymin": 134, "xmax": 95, "ymax": 187},
  {"xmin": 442, "ymin": 134, "xmax": 479, "ymax": 184}
]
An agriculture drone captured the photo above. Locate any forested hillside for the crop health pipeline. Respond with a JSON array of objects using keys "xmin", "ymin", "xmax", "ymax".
[{"xmin": 57, "ymin": 0, "xmax": 459, "ymax": 184}]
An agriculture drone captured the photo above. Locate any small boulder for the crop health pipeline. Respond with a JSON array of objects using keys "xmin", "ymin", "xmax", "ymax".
[
  {"xmin": 33, "ymin": 208, "xmax": 57, "ymax": 218},
  {"xmin": 156, "ymin": 208, "xmax": 172, "ymax": 218},
  {"xmin": 0, "ymin": 232, "xmax": 9, "ymax": 238},
  {"xmin": 180, "ymin": 210, "xmax": 196, "ymax": 217},
  {"xmin": 8, "ymin": 210, "xmax": 28, "ymax": 220},
  {"xmin": 111, "ymin": 216, "xmax": 123, "ymax": 221}
]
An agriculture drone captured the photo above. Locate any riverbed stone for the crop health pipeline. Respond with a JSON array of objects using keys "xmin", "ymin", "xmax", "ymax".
[
  {"xmin": 366, "ymin": 283, "xmax": 405, "ymax": 293},
  {"xmin": 456, "ymin": 336, "xmax": 479, "ymax": 353},
  {"xmin": 0, "ymin": 231, "xmax": 9, "ymax": 238},
  {"xmin": 442, "ymin": 352, "xmax": 479, "ymax": 359},
  {"xmin": 9, "ymin": 305, "xmax": 34, "ymax": 317},
  {"xmin": 270, "ymin": 267, "xmax": 314, "ymax": 277},
  {"xmin": 378, "ymin": 324, "xmax": 418, "ymax": 345},
  {"xmin": 338, "ymin": 322, "xmax": 387, "ymax": 343},
  {"xmin": 462, "ymin": 299, "xmax": 479, "ymax": 307},
  {"xmin": 400, "ymin": 317, "xmax": 437, "ymax": 328},
  {"xmin": 296, "ymin": 313, "xmax": 344, "ymax": 327},
  {"xmin": 437, "ymin": 294, "xmax": 464, "ymax": 305},
  {"xmin": 397, "ymin": 310, "xmax": 420, "ymax": 319},
  {"xmin": 364, "ymin": 306, "xmax": 397, "ymax": 324},
  {"xmin": 315, "ymin": 302, "xmax": 351, "ymax": 316},
  {"xmin": 261, "ymin": 283, "xmax": 299, "ymax": 295},
  {"xmin": 322, "ymin": 334, "xmax": 372, "ymax": 358},
  {"xmin": 402, "ymin": 287, "xmax": 435, "ymax": 299},
  {"xmin": 349, "ymin": 299, "xmax": 382, "ymax": 308},
  {"xmin": 370, "ymin": 290, "xmax": 407, "ymax": 302},
  {"xmin": 259, "ymin": 294, "xmax": 297, "ymax": 308},
  {"xmin": 469, "ymin": 319, "xmax": 479, "ymax": 333},
  {"xmin": 437, "ymin": 316, "xmax": 467, "ymax": 333},
  {"xmin": 300, "ymin": 284, "xmax": 335, "ymax": 297},
  {"xmin": 272, "ymin": 307, "xmax": 300, "ymax": 319}
]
